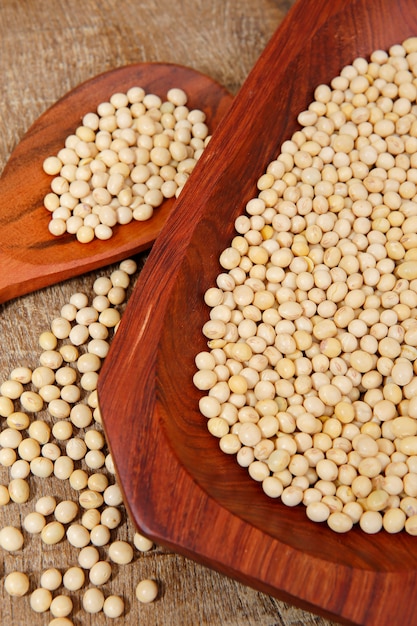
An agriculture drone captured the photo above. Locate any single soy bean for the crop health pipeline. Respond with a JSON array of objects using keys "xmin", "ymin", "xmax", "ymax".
[
  {"xmin": 135, "ymin": 579, "xmax": 159, "ymax": 603},
  {"xmin": 4, "ymin": 571, "xmax": 30, "ymax": 597}
]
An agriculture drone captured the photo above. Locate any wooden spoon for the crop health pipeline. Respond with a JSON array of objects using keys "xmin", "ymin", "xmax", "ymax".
[
  {"xmin": 0, "ymin": 63, "xmax": 232, "ymax": 303},
  {"xmin": 99, "ymin": 1, "xmax": 417, "ymax": 625}
]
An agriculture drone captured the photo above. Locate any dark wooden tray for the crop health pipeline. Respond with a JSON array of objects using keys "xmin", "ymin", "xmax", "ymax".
[{"xmin": 99, "ymin": 1, "xmax": 417, "ymax": 624}]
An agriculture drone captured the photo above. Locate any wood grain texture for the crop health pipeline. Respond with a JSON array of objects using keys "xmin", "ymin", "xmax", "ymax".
[
  {"xmin": 98, "ymin": 0, "xmax": 417, "ymax": 625},
  {"xmin": 0, "ymin": 0, "xmax": 343, "ymax": 625},
  {"xmin": 0, "ymin": 63, "xmax": 232, "ymax": 303}
]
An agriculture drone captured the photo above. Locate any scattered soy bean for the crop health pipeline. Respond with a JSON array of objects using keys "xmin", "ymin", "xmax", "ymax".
[
  {"xmin": 90, "ymin": 523, "xmax": 111, "ymax": 547},
  {"xmin": 10, "ymin": 460, "xmax": 30, "ymax": 480},
  {"xmin": 103, "ymin": 594, "xmax": 125, "ymax": 618},
  {"xmin": 78, "ymin": 545, "xmax": 100, "ymax": 569},
  {"xmin": 4, "ymin": 571, "xmax": 30, "ymax": 596},
  {"xmin": 36, "ymin": 495, "xmax": 57, "ymax": 516},
  {"xmin": 134, "ymin": 532, "xmax": 154, "ymax": 552},
  {"xmin": 54, "ymin": 500, "xmax": 79, "ymax": 524},
  {"xmin": 30, "ymin": 587, "xmax": 53, "ymax": 612},
  {"xmin": 0, "ymin": 258, "xmax": 161, "ymax": 624},
  {"xmin": 89, "ymin": 560, "xmax": 112, "ymax": 585},
  {"xmin": 103, "ymin": 483, "xmax": 123, "ymax": 506},
  {"xmin": 66, "ymin": 523, "xmax": 90, "ymax": 548},
  {"xmin": 81, "ymin": 507, "xmax": 101, "ymax": 530},
  {"xmin": 0, "ymin": 526, "xmax": 24, "ymax": 551},
  {"xmin": 135, "ymin": 578, "xmax": 159, "ymax": 603},
  {"xmin": 0, "ymin": 448, "xmax": 18, "ymax": 467},
  {"xmin": 82, "ymin": 587, "xmax": 105, "ymax": 613},
  {"xmin": 40, "ymin": 568, "xmax": 63, "ymax": 591},
  {"xmin": 50, "ymin": 594, "xmax": 73, "ymax": 618},
  {"xmin": 101, "ymin": 506, "xmax": 122, "ymax": 529},
  {"xmin": 0, "ymin": 484, "xmax": 10, "ymax": 506},
  {"xmin": 62, "ymin": 567, "xmax": 85, "ymax": 591},
  {"xmin": 108, "ymin": 539, "xmax": 134, "ymax": 564},
  {"xmin": 23, "ymin": 511, "xmax": 46, "ymax": 534},
  {"xmin": 41, "ymin": 521, "xmax": 65, "ymax": 545},
  {"xmin": 79, "ymin": 489, "xmax": 104, "ymax": 509}
]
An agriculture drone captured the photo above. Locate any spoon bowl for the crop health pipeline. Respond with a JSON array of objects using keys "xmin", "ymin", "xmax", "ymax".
[
  {"xmin": 0, "ymin": 62, "xmax": 232, "ymax": 303},
  {"xmin": 99, "ymin": 1, "xmax": 417, "ymax": 624}
]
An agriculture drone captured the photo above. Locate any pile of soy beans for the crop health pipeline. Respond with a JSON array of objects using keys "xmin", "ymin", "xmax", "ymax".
[
  {"xmin": 194, "ymin": 37, "xmax": 417, "ymax": 535},
  {"xmin": 43, "ymin": 87, "xmax": 210, "ymax": 243},
  {"xmin": 0, "ymin": 259, "xmax": 159, "ymax": 624}
]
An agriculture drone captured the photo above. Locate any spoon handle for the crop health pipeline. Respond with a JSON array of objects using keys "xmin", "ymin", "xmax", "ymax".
[{"xmin": 0, "ymin": 252, "xmax": 37, "ymax": 304}]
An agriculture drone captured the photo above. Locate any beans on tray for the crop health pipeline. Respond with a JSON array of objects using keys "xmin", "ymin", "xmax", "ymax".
[
  {"xmin": 0, "ymin": 259, "xmax": 158, "ymax": 623},
  {"xmin": 195, "ymin": 37, "xmax": 417, "ymax": 534},
  {"xmin": 43, "ymin": 87, "xmax": 210, "ymax": 243}
]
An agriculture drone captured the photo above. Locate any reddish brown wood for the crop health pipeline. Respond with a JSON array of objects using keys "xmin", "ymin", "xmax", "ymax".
[
  {"xmin": 99, "ymin": 1, "xmax": 417, "ymax": 624},
  {"xmin": 0, "ymin": 63, "xmax": 232, "ymax": 303}
]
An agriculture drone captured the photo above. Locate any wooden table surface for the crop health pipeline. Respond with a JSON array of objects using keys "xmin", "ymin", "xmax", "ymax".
[{"xmin": 0, "ymin": 1, "xmax": 340, "ymax": 624}]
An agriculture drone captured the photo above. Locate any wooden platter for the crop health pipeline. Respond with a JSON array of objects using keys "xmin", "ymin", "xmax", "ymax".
[{"xmin": 98, "ymin": 0, "xmax": 417, "ymax": 624}]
